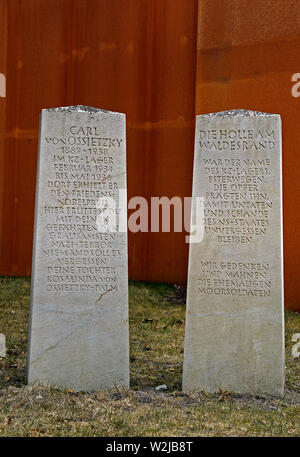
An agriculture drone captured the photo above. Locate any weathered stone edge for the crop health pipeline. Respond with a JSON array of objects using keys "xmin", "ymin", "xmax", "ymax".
[
  {"xmin": 43, "ymin": 105, "xmax": 124, "ymax": 115},
  {"xmin": 197, "ymin": 109, "xmax": 279, "ymax": 117}
]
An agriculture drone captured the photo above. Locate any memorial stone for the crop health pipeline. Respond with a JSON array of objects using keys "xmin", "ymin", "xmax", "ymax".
[
  {"xmin": 27, "ymin": 106, "xmax": 129, "ymax": 392},
  {"xmin": 183, "ymin": 109, "xmax": 284, "ymax": 396}
]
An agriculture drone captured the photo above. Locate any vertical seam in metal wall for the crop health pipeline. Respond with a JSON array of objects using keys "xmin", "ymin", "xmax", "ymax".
[
  {"xmin": 143, "ymin": 0, "xmax": 155, "ymax": 276},
  {"xmin": 11, "ymin": 0, "xmax": 22, "ymax": 274},
  {"xmin": 0, "ymin": 0, "xmax": 7, "ymax": 273},
  {"xmin": 184, "ymin": 0, "xmax": 199, "ymax": 284}
]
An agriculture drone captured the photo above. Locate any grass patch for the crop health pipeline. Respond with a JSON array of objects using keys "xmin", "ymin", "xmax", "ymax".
[{"xmin": 0, "ymin": 277, "xmax": 299, "ymax": 436}]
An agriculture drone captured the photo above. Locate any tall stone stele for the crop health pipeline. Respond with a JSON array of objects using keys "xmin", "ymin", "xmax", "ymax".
[
  {"xmin": 27, "ymin": 106, "xmax": 129, "ymax": 392},
  {"xmin": 183, "ymin": 109, "xmax": 284, "ymax": 396}
]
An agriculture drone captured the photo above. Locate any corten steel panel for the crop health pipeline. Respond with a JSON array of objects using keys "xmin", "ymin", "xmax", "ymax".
[
  {"xmin": 70, "ymin": 0, "xmax": 198, "ymax": 283},
  {"xmin": 196, "ymin": 0, "xmax": 300, "ymax": 311},
  {"xmin": 0, "ymin": 0, "xmax": 73, "ymax": 275},
  {"xmin": 0, "ymin": 1, "xmax": 198, "ymax": 284},
  {"xmin": 0, "ymin": 0, "xmax": 7, "ymax": 270}
]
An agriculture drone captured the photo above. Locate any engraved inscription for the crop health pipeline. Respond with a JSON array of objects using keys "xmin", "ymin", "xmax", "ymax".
[
  {"xmin": 195, "ymin": 126, "xmax": 276, "ymax": 299},
  {"xmin": 197, "ymin": 261, "xmax": 271, "ymax": 297},
  {"xmin": 200, "ymin": 129, "xmax": 273, "ymax": 245},
  {"xmin": 41, "ymin": 125, "xmax": 124, "ymax": 295}
]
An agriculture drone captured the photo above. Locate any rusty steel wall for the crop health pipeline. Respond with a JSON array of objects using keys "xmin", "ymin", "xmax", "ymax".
[
  {"xmin": 0, "ymin": 0, "xmax": 198, "ymax": 281},
  {"xmin": 0, "ymin": 0, "xmax": 300, "ymax": 311},
  {"xmin": 196, "ymin": 0, "xmax": 300, "ymax": 311}
]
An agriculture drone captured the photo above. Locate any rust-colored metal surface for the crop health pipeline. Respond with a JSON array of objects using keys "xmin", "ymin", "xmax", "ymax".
[
  {"xmin": 196, "ymin": 0, "xmax": 300, "ymax": 311},
  {"xmin": 1, "ymin": 0, "xmax": 299, "ymax": 311},
  {"xmin": 0, "ymin": 0, "xmax": 72, "ymax": 275},
  {"xmin": 0, "ymin": 0, "xmax": 198, "ymax": 282}
]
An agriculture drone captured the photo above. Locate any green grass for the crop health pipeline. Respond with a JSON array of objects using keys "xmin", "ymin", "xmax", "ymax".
[{"xmin": 0, "ymin": 276, "xmax": 299, "ymax": 436}]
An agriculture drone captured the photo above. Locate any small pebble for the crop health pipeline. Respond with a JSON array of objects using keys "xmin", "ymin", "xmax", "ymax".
[{"xmin": 155, "ymin": 384, "xmax": 167, "ymax": 391}]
